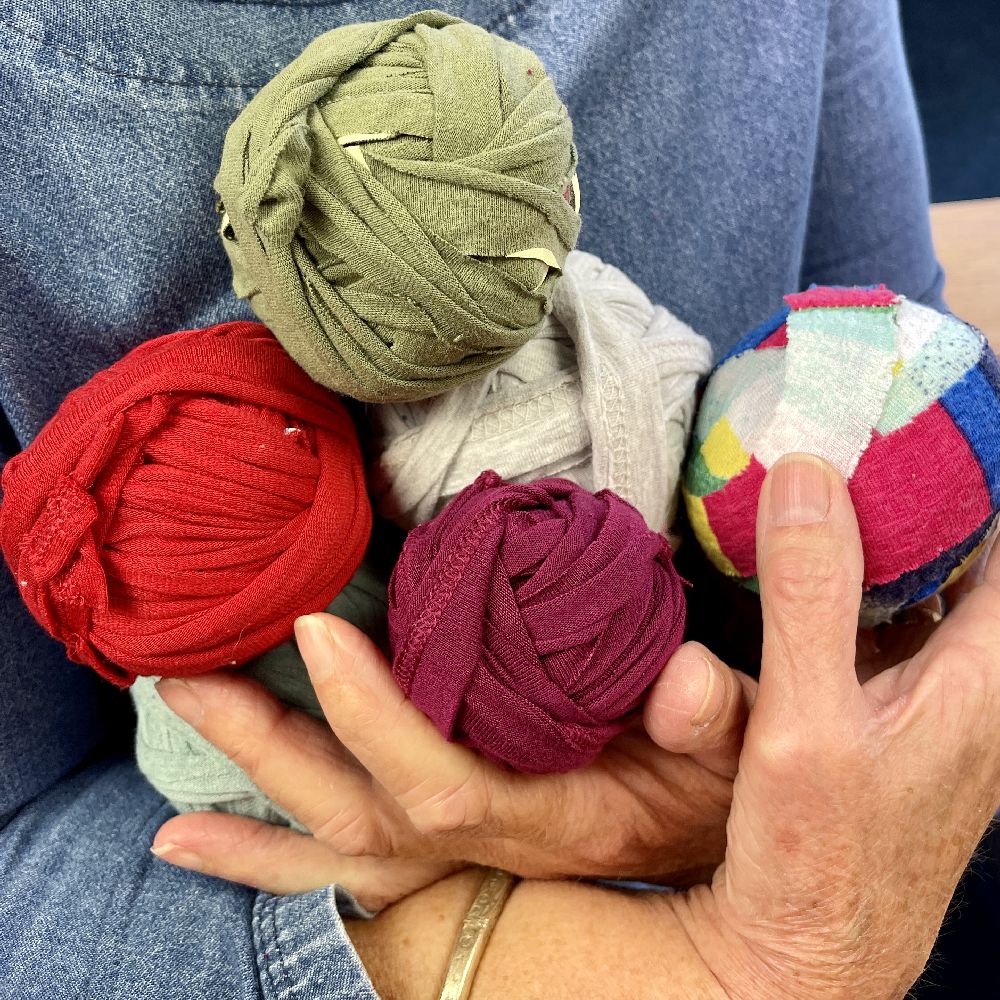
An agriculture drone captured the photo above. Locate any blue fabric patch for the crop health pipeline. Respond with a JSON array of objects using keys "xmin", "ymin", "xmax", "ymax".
[
  {"xmin": 941, "ymin": 361, "xmax": 1000, "ymax": 506},
  {"xmin": 718, "ymin": 305, "xmax": 789, "ymax": 365}
]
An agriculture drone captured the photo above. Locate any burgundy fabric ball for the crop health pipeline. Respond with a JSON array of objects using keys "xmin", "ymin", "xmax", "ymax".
[{"xmin": 387, "ymin": 470, "xmax": 686, "ymax": 772}]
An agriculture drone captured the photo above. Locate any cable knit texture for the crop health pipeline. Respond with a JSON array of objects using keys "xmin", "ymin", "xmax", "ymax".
[
  {"xmin": 388, "ymin": 471, "xmax": 686, "ymax": 773},
  {"xmin": 0, "ymin": 322, "xmax": 371, "ymax": 686},
  {"xmin": 371, "ymin": 250, "xmax": 712, "ymax": 532},
  {"xmin": 215, "ymin": 10, "xmax": 580, "ymax": 402}
]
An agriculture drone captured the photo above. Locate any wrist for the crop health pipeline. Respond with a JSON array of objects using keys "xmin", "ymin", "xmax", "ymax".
[{"xmin": 666, "ymin": 884, "xmax": 916, "ymax": 1000}]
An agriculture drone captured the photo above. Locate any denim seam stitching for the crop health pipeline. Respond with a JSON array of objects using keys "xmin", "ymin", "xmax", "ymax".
[
  {"xmin": 0, "ymin": 20, "xmax": 262, "ymax": 89},
  {"xmin": 253, "ymin": 894, "xmax": 286, "ymax": 1000}
]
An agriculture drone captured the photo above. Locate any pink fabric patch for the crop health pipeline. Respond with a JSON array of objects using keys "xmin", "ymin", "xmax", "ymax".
[
  {"xmin": 702, "ymin": 457, "xmax": 767, "ymax": 577},
  {"xmin": 755, "ymin": 322, "xmax": 788, "ymax": 350},
  {"xmin": 850, "ymin": 402, "xmax": 992, "ymax": 586},
  {"xmin": 784, "ymin": 285, "xmax": 899, "ymax": 311}
]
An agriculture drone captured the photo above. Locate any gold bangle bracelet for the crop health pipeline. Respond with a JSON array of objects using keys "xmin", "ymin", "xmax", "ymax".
[{"xmin": 437, "ymin": 868, "xmax": 518, "ymax": 1000}]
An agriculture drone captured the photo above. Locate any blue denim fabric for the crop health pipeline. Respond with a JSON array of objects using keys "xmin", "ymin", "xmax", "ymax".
[
  {"xmin": 0, "ymin": 757, "xmax": 378, "ymax": 999},
  {"xmin": 0, "ymin": 0, "xmax": 982, "ymax": 996}
]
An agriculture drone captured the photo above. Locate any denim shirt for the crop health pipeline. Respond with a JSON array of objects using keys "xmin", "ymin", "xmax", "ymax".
[{"xmin": 0, "ymin": 1, "xmax": 943, "ymax": 996}]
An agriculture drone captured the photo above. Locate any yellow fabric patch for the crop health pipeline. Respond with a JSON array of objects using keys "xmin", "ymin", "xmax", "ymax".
[
  {"xmin": 891, "ymin": 357, "xmax": 904, "ymax": 377},
  {"xmin": 683, "ymin": 488, "xmax": 739, "ymax": 577},
  {"xmin": 701, "ymin": 416, "xmax": 750, "ymax": 479},
  {"xmin": 941, "ymin": 523, "xmax": 995, "ymax": 591}
]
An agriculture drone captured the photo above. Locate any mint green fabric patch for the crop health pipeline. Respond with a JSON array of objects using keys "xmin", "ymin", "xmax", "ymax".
[
  {"xmin": 790, "ymin": 306, "xmax": 897, "ymax": 348},
  {"xmin": 876, "ymin": 317, "xmax": 983, "ymax": 434},
  {"xmin": 780, "ymin": 330, "xmax": 895, "ymax": 429}
]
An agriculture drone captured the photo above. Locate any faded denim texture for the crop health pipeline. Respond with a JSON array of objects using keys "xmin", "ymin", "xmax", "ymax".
[{"xmin": 2, "ymin": 1, "xmax": 984, "ymax": 997}]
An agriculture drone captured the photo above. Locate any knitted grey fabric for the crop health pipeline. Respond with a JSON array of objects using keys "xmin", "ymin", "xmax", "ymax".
[
  {"xmin": 131, "ymin": 562, "xmax": 388, "ymax": 827},
  {"xmin": 370, "ymin": 250, "xmax": 713, "ymax": 532}
]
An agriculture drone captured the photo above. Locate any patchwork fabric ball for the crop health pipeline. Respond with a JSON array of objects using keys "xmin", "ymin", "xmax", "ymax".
[
  {"xmin": 388, "ymin": 471, "xmax": 686, "ymax": 773},
  {"xmin": 684, "ymin": 285, "xmax": 1000, "ymax": 623}
]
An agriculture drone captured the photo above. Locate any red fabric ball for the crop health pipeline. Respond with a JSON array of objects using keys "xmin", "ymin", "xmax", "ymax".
[
  {"xmin": 0, "ymin": 322, "xmax": 371, "ymax": 687},
  {"xmin": 388, "ymin": 471, "xmax": 686, "ymax": 773}
]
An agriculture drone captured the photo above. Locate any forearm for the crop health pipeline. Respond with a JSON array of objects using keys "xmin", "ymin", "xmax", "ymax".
[{"xmin": 346, "ymin": 870, "xmax": 727, "ymax": 999}]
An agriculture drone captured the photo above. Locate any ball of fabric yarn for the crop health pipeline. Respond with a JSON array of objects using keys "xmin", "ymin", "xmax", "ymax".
[
  {"xmin": 684, "ymin": 285, "xmax": 1000, "ymax": 624},
  {"xmin": 371, "ymin": 250, "xmax": 712, "ymax": 532},
  {"xmin": 131, "ymin": 561, "xmax": 388, "ymax": 826},
  {"xmin": 388, "ymin": 470, "xmax": 686, "ymax": 773},
  {"xmin": 214, "ymin": 10, "xmax": 581, "ymax": 403},
  {"xmin": 0, "ymin": 321, "xmax": 372, "ymax": 686}
]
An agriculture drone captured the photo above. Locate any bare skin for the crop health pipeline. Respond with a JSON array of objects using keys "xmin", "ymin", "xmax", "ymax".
[
  {"xmin": 154, "ymin": 456, "xmax": 1000, "ymax": 997},
  {"xmin": 148, "ymin": 619, "xmax": 754, "ymax": 904}
]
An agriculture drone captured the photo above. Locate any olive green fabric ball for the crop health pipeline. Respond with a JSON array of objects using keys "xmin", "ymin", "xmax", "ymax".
[{"xmin": 215, "ymin": 10, "xmax": 581, "ymax": 402}]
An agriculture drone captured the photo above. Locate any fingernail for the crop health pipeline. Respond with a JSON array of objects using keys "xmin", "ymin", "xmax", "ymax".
[
  {"xmin": 295, "ymin": 615, "xmax": 335, "ymax": 682},
  {"xmin": 155, "ymin": 679, "xmax": 204, "ymax": 725},
  {"xmin": 768, "ymin": 455, "xmax": 832, "ymax": 527},
  {"xmin": 150, "ymin": 842, "xmax": 203, "ymax": 868},
  {"xmin": 691, "ymin": 656, "xmax": 725, "ymax": 729}
]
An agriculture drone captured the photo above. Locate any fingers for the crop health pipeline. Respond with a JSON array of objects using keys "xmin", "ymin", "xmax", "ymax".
[
  {"xmin": 151, "ymin": 813, "xmax": 460, "ymax": 909},
  {"xmin": 155, "ymin": 672, "xmax": 393, "ymax": 854},
  {"xmin": 754, "ymin": 454, "xmax": 865, "ymax": 721},
  {"xmin": 643, "ymin": 642, "xmax": 756, "ymax": 778},
  {"xmin": 296, "ymin": 614, "xmax": 502, "ymax": 840}
]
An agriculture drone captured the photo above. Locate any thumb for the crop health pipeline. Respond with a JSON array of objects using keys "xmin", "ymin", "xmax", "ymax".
[
  {"xmin": 754, "ymin": 453, "xmax": 865, "ymax": 725},
  {"xmin": 644, "ymin": 642, "xmax": 756, "ymax": 778}
]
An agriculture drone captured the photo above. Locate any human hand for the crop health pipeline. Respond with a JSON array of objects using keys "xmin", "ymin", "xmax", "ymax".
[
  {"xmin": 855, "ymin": 529, "xmax": 996, "ymax": 681},
  {"xmin": 151, "ymin": 612, "xmax": 756, "ymax": 908},
  {"xmin": 668, "ymin": 454, "xmax": 1000, "ymax": 998}
]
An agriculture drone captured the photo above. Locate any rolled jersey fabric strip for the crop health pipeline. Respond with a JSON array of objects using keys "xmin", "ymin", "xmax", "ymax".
[
  {"xmin": 131, "ymin": 561, "xmax": 388, "ymax": 825},
  {"xmin": 0, "ymin": 321, "xmax": 372, "ymax": 686},
  {"xmin": 371, "ymin": 250, "xmax": 712, "ymax": 533},
  {"xmin": 388, "ymin": 471, "xmax": 686, "ymax": 773},
  {"xmin": 214, "ymin": 10, "xmax": 581, "ymax": 402},
  {"xmin": 684, "ymin": 285, "xmax": 1000, "ymax": 623}
]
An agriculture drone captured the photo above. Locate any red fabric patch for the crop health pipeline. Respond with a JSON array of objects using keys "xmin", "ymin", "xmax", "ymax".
[
  {"xmin": 755, "ymin": 322, "xmax": 788, "ymax": 350},
  {"xmin": 784, "ymin": 285, "xmax": 899, "ymax": 311},
  {"xmin": 702, "ymin": 457, "xmax": 767, "ymax": 577},
  {"xmin": 850, "ymin": 402, "xmax": 991, "ymax": 586}
]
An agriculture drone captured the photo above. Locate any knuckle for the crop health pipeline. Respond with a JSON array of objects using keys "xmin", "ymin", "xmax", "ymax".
[
  {"xmin": 923, "ymin": 640, "xmax": 999, "ymax": 722},
  {"xmin": 312, "ymin": 806, "xmax": 387, "ymax": 856},
  {"xmin": 751, "ymin": 727, "xmax": 849, "ymax": 779},
  {"xmin": 765, "ymin": 544, "xmax": 852, "ymax": 614},
  {"xmin": 221, "ymin": 698, "xmax": 291, "ymax": 776},
  {"xmin": 404, "ymin": 772, "xmax": 488, "ymax": 839},
  {"xmin": 751, "ymin": 727, "xmax": 809, "ymax": 774},
  {"xmin": 932, "ymin": 638, "xmax": 995, "ymax": 680}
]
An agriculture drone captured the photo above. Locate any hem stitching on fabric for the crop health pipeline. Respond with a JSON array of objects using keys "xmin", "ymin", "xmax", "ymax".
[{"xmin": 253, "ymin": 893, "xmax": 284, "ymax": 999}]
